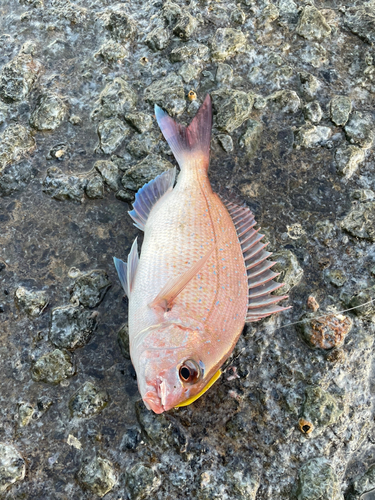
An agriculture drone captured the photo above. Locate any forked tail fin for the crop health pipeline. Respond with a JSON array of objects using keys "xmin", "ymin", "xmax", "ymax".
[{"xmin": 155, "ymin": 94, "xmax": 212, "ymax": 170}]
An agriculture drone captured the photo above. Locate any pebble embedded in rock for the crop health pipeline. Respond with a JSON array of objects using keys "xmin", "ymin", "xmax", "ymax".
[
  {"xmin": 0, "ymin": 124, "xmax": 35, "ymax": 171},
  {"xmin": 330, "ymin": 96, "xmax": 352, "ymax": 126},
  {"xmin": 0, "ymin": 53, "xmax": 42, "ymax": 103},
  {"xmin": 345, "ymin": 289, "xmax": 375, "ymax": 318},
  {"xmin": 97, "ymin": 118, "xmax": 129, "ymax": 155},
  {"xmin": 30, "ymin": 93, "xmax": 67, "ymax": 131},
  {"xmin": 94, "ymin": 160, "xmax": 119, "ymax": 191},
  {"xmin": 341, "ymin": 202, "xmax": 375, "ymax": 241},
  {"xmin": 17, "ymin": 402, "xmax": 34, "ymax": 427},
  {"xmin": 0, "ymin": 443, "xmax": 26, "ymax": 493},
  {"xmin": 127, "ymin": 131, "xmax": 159, "ymax": 158},
  {"xmin": 31, "ymin": 349, "xmax": 75, "ymax": 384},
  {"xmin": 42, "ymin": 167, "xmax": 87, "ymax": 203},
  {"xmin": 299, "ymin": 71, "xmax": 321, "ymax": 101},
  {"xmin": 239, "ymin": 119, "xmax": 263, "ymax": 157},
  {"xmin": 303, "ymin": 101, "xmax": 322, "ymax": 123},
  {"xmin": 217, "ymin": 134, "xmax": 233, "ymax": 152},
  {"xmin": 91, "ymin": 78, "xmax": 137, "ymax": 120},
  {"xmin": 169, "ymin": 42, "xmax": 209, "ymax": 63},
  {"xmin": 294, "ymin": 124, "xmax": 332, "ymax": 148},
  {"xmin": 294, "ymin": 457, "xmax": 343, "ymax": 500},
  {"xmin": 101, "ymin": 9, "xmax": 136, "ymax": 41},
  {"xmin": 335, "ymin": 144, "xmax": 366, "ymax": 179},
  {"xmin": 50, "ymin": 305, "xmax": 98, "ymax": 349},
  {"xmin": 298, "ymin": 313, "xmax": 352, "ymax": 350},
  {"xmin": 268, "ymin": 90, "xmax": 300, "ymax": 113},
  {"xmin": 70, "ymin": 269, "xmax": 111, "ymax": 308},
  {"xmin": 296, "ymin": 6, "xmax": 331, "ymax": 41},
  {"xmin": 301, "ymin": 386, "xmax": 344, "ymax": 431},
  {"xmin": 345, "ymin": 2, "xmax": 375, "ymax": 45},
  {"xmin": 126, "ymin": 463, "xmax": 161, "ymax": 500},
  {"xmin": 14, "ymin": 286, "xmax": 49, "ymax": 317},
  {"xmin": 211, "ymin": 28, "xmax": 246, "ymax": 61},
  {"xmin": 121, "ymin": 426, "xmax": 141, "ymax": 450},
  {"xmin": 216, "ymin": 63, "xmax": 233, "ymax": 84},
  {"xmin": 94, "ymin": 40, "xmax": 129, "ymax": 62},
  {"xmin": 272, "ymin": 250, "xmax": 303, "ymax": 294},
  {"xmin": 325, "ymin": 269, "xmax": 347, "ymax": 287},
  {"xmin": 146, "ymin": 26, "xmax": 170, "ymax": 51},
  {"xmin": 122, "ymin": 154, "xmax": 174, "ymax": 192},
  {"xmin": 85, "ymin": 174, "xmax": 104, "ymax": 199},
  {"xmin": 77, "ymin": 456, "xmax": 117, "ymax": 497},
  {"xmin": 178, "ymin": 62, "xmax": 202, "ymax": 84},
  {"xmin": 69, "ymin": 381, "xmax": 109, "ymax": 418},
  {"xmin": 351, "ymin": 464, "xmax": 375, "ymax": 499},
  {"xmin": 118, "ymin": 323, "xmax": 130, "ymax": 359},
  {"xmin": 344, "ymin": 111, "xmax": 374, "ymax": 149},
  {"xmin": 125, "ymin": 112, "xmax": 153, "ymax": 133},
  {"xmin": 230, "ymin": 6, "xmax": 246, "ymax": 25},
  {"xmin": 173, "ymin": 13, "xmax": 198, "ymax": 40},
  {"xmin": 144, "ymin": 73, "xmax": 186, "ymax": 116},
  {"xmin": 211, "ymin": 88, "xmax": 254, "ymax": 133}
]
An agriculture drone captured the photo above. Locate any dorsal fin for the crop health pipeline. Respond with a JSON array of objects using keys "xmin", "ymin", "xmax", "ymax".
[
  {"xmin": 223, "ymin": 199, "xmax": 291, "ymax": 322},
  {"xmin": 128, "ymin": 167, "xmax": 176, "ymax": 231},
  {"xmin": 113, "ymin": 237, "xmax": 139, "ymax": 297}
]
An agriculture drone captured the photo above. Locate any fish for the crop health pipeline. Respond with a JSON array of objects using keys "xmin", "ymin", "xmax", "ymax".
[{"xmin": 114, "ymin": 95, "xmax": 289, "ymax": 414}]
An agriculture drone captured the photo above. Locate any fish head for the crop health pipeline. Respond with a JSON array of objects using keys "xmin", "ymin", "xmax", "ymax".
[{"xmin": 134, "ymin": 323, "xmax": 215, "ymax": 414}]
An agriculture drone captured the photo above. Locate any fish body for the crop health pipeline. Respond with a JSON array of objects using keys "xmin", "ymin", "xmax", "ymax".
[{"xmin": 114, "ymin": 95, "xmax": 289, "ymax": 413}]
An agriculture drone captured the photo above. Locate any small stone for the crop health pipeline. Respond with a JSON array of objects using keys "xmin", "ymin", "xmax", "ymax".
[
  {"xmin": 14, "ymin": 286, "xmax": 48, "ymax": 317},
  {"xmin": 325, "ymin": 269, "xmax": 347, "ymax": 287},
  {"xmin": 217, "ymin": 134, "xmax": 233, "ymax": 152},
  {"xmin": 352, "ymin": 189, "xmax": 375, "ymax": 201},
  {"xmin": 335, "ymin": 144, "xmax": 366, "ymax": 179},
  {"xmin": 303, "ymin": 101, "xmax": 322, "ymax": 123},
  {"xmin": 298, "ymin": 313, "xmax": 352, "ymax": 349},
  {"xmin": 98, "ymin": 118, "xmax": 129, "ymax": 155},
  {"xmin": 294, "ymin": 124, "xmax": 332, "ymax": 148},
  {"xmin": 69, "ymin": 115, "xmax": 81, "ymax": 125},
  {"xmin": 43, "ymin": 167, "xmax": 87, "ymax": 203},
  {"xmin": 345, "ymin": 288, "xmax": 375, "ymax": 318},
  {"xmin": 330, "ymin": 96, "xmax": 352, "ymax": 127},
  {"xmin": 0, "ymin": 53, "xmax": 42, "ymax": 103},
  {"xmin": 0, "ymin": 443, "xmax": 26, "ymax": 493},
  {"xmin": 162, "ymin": 1, "xmax": 183, "ymax": 25},
  {"xmin": 173, "ymin": 13, "xmax": 198, "ymax": 40},
  {"xmin": 296, "ymin": 6, "xmax": 331, "ymax": 41},
  {"xmin": 230, "ymin": 7, "xmax": 246, "ymax": 25},
  {"xmin": 101, "ymin": 10, "xmax": 136, "ymax": 41},
  {"xmin": 178, "ymin": 62, "xmax": 201, "ymax": 83},
  {"xmin": 0, "ymin": 124, "xmax": 35, "ymax": 172},
  {"xmin": 30, "ymin": 93, "xmax": 67, "ymax": 131},
  {"xmin": 345, "ymin": 111, "xmax": 374, "ymax": 149},
  {"xmin": 272, "ymin": 250, "xmax": 304, "ymax": 294},
  {"xmin": 146, "ymin": 26, "xmax": 170, "ymax": 51},
  {"xmin": 70, "ymin": 269, "xmax": 111, "ymax": 308},
  {"xmin": 50, "ymin": 305, "xmax": 98, "ymax": 349},
  {"xmin": 278, "ymin": 0, "xmax": 298, "ymax": 24},
  {"xmin": 239, "ymin": 119, "xmax": 263, "ymax": 157},
  {"xmin": 259, "ymin": 3, "xmax": 279, "ymax": 24},
  {"xmin": 307, "ymin": 296, "xmax": 319, "ymax": 312},
  {"xmin": 299, "ymin": 71, "xmax": 321, "ymax": 101},
  {"xmin": 211, "ymin": 88, "xmax": 254, "ymax": 133},
  {"xmin": 341, "ymin": 202, "xmax": 375, "ymax": 241},
  {"xmin": 94, "ymin": 160, "xmax": 119, "ymax": 191},
  {"xmin": 126, "ymin": 463, "xmax": 161, "ymax": 500},
  {"xmin": 144, "ymin": 73, "xmax": 186, "ymax": 116},
  {"xmin": 299, "ymin": 43, "xmax": 328, "ymax": 68},
  {"xmin": 169, "ymin": 42, "xmax": 209, "ymax": 63},
  {"xmin": 85, "ymin": 174, "xmax": 104, "ymax": 199},
  {"xmin": 121, "ymin": 426, "xmax": 141, "ymax": 450},
  {"xmin": 211, "ymin": 28, "xmax": 246, "ymax": 61},
  {"xmin": 31, "ymin": 349, "xmax": 75, "ymax": 384},
  {"xmin": 77, "ymin": 457, "xmax": 117, "ymax": 498},
  {"xmin": 116, "ymin": 189, "xmax": 133, "ymax": 202},
  {"xmin": 91, "ymin": 78, "xmax": 137, "ymax": 120},
  {"xmin": 122, "ymin": 154, "xmax": 174, "ymax": 192},
  {"xmin": 216, "ymin": 63, "xmax": 233, "ymax": 84},
  {"xmin": 302, "ymin": 386, "xmax": 344, "ymax": 430},
  {"xmin": 17, "ymin": 402, "xmax": 34, "ymax": 427},
  {"xmin": 125, "ymin": 112, "xmax": 153, "ymax": 133},
  {"xmin": 94, "ymin": 40, "xmax": 128, "ymax": 62},
  {"xmin": 268, "ymin": 90, "xmax": 300, "ymax": 113},
  {"xmin": 294, "ymin": 457, "xmax": 343, "ymax": 500},
  {"xmin": 69, "ymin": 381, "xmax": 109, "ymax": 418},
  {"xmin": 118, "ymin": 323, "xmax": 130, "ymax": 359},
  {"xmin": 127, "ymin": 131, "xmax": 159, "ymax": 158}
]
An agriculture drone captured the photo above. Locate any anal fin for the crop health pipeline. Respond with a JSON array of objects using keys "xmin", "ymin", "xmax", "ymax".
[{"xmin": 113, "ymin": 237, "xmax": 139, "ymax": 297}]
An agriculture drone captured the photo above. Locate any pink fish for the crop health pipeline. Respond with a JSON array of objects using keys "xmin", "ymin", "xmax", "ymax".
[{"xmin": 114, "ymin": 95, "xmax": 289, "ymax": 414}]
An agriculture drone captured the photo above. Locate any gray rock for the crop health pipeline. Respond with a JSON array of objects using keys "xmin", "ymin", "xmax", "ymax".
[
  {"xmin": 127, "ymin": 131, "xmax": 158, "ymax": 158},
  {"xmin": 173, "ymin": 13, "xmax": 198, "ymax": 40},
  {"xmin": 303, "ymin": 101, "xmax": 322, "ymax": 123},
  {"xmin": 211, "ymin": 88, "xmax": 254, "ymax": 133},
  {"xmin": 351, "ymin": 464, "xmax": 375, "ymax": 498},
  {"xmin": 199, "ymin": 467, "xmax": 259, "ymax": 500},
  {"xmin": 272, "ymin": 249, "xmax": 304, "ymax": 294},
  {"xmin": 0, "ymin": 124, "xmax": 35, "ymax": 171},
  {"xmin": 50, "ymin": 305, "xmax": 98, "ymax": 349},
  {"xmin": 77, "ymin": 456, "xmax": 117, "ymax": 497},
  {"xmin": 30, "ymin": 93, "xmax": 67, "ymax": 131},
  {"xmin": 91, "ymin": 78, "xmax": 137, "ymax": 120},
  {"xmin": 85, "ymin": 174, "xmax": 104, "ymax": 199},
  {"xmin": 122, "ymin": 154, "xmax": 174, "ymax": 192},
  {"xmin": 217, "ymin": 134, "xmax": 233, "ymax": 152},
  {"xmin": 94, "ymin": 40, "xmax": 128, "ymax": 62},
  {"xmin": 43, "ymin": 167, "xmax": 87, "ymax": 203},
  {"xmin": 118, "ymin": 323, "xmax": 130, "ymax": 359},
  {"xmin": 17, "ymin": 402, "xmax": 34, "ymax": 427},
  {"xmin": 296, "ymin": 6, "xmax": 331, "ymax": 41},
  {"xmin": 278, "ymin": 0, "xmax": 298, "ymax": 24},
  {"xmin": 293, "ymin": 457, "xmax": 343, "ymax": 500},
  {"xmin": 94, "ymin": 160, "xmax": 119, "ymax": 191},
  {"xmin": 31, "ymin": 349, "xmax": 75, "ymax": 384},
  {"xmin": 0, "ymin": 443, "xmax": 26, "ymax": 493},
  {"xmin": 146, "ymin": 26, "xmax": 170, "ymax": 51},
  {"xmin": 144, "ymin": 73, "xmax": 186, "ymax": 116},
  {"xmin": 345, "ymin": 288, "xmax": 375, "ymax": 318},
  {"xmin": 345, "ymin": 1, "xmax": 375, "ymax": 45},
  {"xmin": 0, "ymin": 53, "xmax": 42, "ymax": 103},
  {"xmin": 299, "ymin": 71, "xmax": 321, "ymax": 101},
  {"xmin": 69, "ymin": 381, "xmax": 109, "ymax": 418},
  {"xmin": 268, "ymin": 90, "xmax": 300, "ymax": 113},
  {"xmin": 169, "ymin": 42, "xmax": 209, "ymax": 63},
  {"xmin": 239, "ymin": 119, "xmax": 263, "ymax": 156},
  {"xmin": 97, "ymin": 118, "xmax": 129, "ymax": 154},
  {"xmin": 121, "ymin": 426, "xmax": 141, "ymax": 450},
  {"xmin": 70, "ymin": 269, "xmax": 111, "ymax": 308},
  {"xmin": 299, "ymin": 42, "xmax": 328, "ymax": 68},
  {"xmin": 216, "ymin": 63, "xmax": 233, "ymax": 84},
  {"xmin": 335, "ymin": 144, "xmax": 366, "ymax": 179},
  {"xmin": 341, "ymin": 201, "xmax": 375, "ymax": 242},
  {"xmin": 259, "ymin": 3, "xmax": 279, "ymax": 25},
  {"xmin": 178, "ymin": 62, "xmax": 202, "ymax": 83},
  {"xmin": 101, "ymin": 9, "xmax": 136, "ymax": 41},
  {"xmin": 230, "ymin": 6, "xmax": 246, "ymax": 25},
  {"xmin": 302, "ymin": 385, "xmax": 344, "ymax": 430},
  {"xmin": 14, "ymin": 286, "xmax": 49, "ymax": 317},
  {"xmin": 126, "ymin": 463, "xmax": 161, "ymax": 500},
  {"xmin": 211, "ymin": 28, "xmax": 246, "ymax": 61},
  {"xmin": 125, "ymin": 112, "xmax": 153, "ymax": 133},
  {"xmin": 298, "ymin": 313, "xmax": 352, "ymax": 350},
  {"xmin": 294, "ymin": 124, "xmax": 332, "ymax": 148},
  {"xmin": 330, "ymin": 96, "xmax": 352, "ymax": 126},
  {"xmin": 162, "ymin": 0, "xmax": 183, "ymax": 25},
  {"xmin": 325, "ymin": 269, "xmax": 347, "ymax": 287},
  {"xmin": 345, "ymin": 111, "xmax": 374, "ymax": 149}
]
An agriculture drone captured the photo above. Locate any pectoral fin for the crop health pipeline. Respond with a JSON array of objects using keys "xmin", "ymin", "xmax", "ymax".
[
  {"xmin": 149, "ymin": 247, "xmax": 214, "ymax": 310},
  {"xmin": 174, "ymin": 369, "xmax": 221, "ymax": 408}
]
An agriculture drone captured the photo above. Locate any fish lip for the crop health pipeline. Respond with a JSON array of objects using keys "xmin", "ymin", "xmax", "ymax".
[{"xmin": 143, "ymin": 379, "xmax": 177, "ymax": 414}]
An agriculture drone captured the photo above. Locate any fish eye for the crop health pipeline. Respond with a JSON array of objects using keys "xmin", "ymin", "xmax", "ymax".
[{"xmin": 179, "ymin": 359, "xmax": 200, "ymax": 384}]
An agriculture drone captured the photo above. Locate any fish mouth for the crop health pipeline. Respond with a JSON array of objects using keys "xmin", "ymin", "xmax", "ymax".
[{"xmin": 143, "ymin": 378, "xmax": 176, "ymax": 414}]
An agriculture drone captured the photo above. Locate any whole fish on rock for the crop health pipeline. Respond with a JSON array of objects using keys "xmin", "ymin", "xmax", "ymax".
[{"xmin": 114, "ymin": 95, "xmax": 289, "ymax": 414}]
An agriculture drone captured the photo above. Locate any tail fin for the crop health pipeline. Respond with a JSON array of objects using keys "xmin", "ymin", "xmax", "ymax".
[{"xmin": 155, "ymin": 94, "xmax": 212, "ymax": 170}]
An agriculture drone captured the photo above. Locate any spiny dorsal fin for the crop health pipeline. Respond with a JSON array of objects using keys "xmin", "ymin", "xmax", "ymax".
[
  {"xmin": 113, "ymin": 237, "xmax": 139, "ymax": 297},
  {"xmin": 223, "ymin": 199, "xmax": 291, "ymax": 322}
]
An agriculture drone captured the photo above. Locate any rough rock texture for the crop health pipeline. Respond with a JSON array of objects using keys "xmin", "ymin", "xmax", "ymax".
[
  {"xmin": 1, "ymin": 0, "xmax": 375, "ymax": 498},
  {"xmin": 14, "ymin": 286, "xmax": 49, "ymax": 317}
]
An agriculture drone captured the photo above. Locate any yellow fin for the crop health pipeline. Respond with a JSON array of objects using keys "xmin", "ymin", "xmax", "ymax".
[{"xmin": 174, "ymin": 369, "xmax": 222, "ymax": 408}]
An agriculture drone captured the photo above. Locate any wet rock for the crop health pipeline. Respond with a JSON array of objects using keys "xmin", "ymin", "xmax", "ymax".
[
  {"xmin": 173, "ymin": 13, "xmax": 198, "ymax": 40},
  {"xmin": 211, "ymin": 28, "xmax": 246, "ymax": 61},
  {"xmin": 126, "ymin": 463, "xmax": 161, "ymax": 500},
  {"xmin": 298, "ymin": 313, "xmax": 353, "ymax": 350},
  {"xmin": 50, "ymin": 305, "xmax": 98, "ymax": 350},
  {"xmin": 91, "ymin": 78, "xmax": 137, "ymax": 120},
  {"xmin": 69, "ymin": 381, "xmax": 109, "ymax": 418},
  {"xmin": 350, "ymin": 464, "xmax": 375, "ymax": 499},
  {"xmin": 121, "ymin": 426, "xmax": 141, "ymax": 451},
  {"xmin": 296, "ymin": 6, "xmax": 331, "ymax": 41},
  {"xmin": 293, "ymin": 457, "xmax": 343, "ymax": 500},
  {"xmin": 77, "ymin": 456, "xmax": 117, "ymax": 497},
  {"xmin": 97, "ymin": 118, "xmax": 129, "ymax": 155},
  {"xmin": 345, "ymin": 1, "xmax": 375, "ymax": 45},
  {"xmin": 125, "ymin": 112, "xmax": 153, "ymax": 133},
  {"xmin": 17, "ymin": 402, "xmax": 34, "ymax": 427},
  {"xmin": 169, "ymin": 42, "xmax": 209, "ymax": 63},
  {"xmin": 146, "ymin": 26, "xmax": 170, "ymax": 51},
  {"xmin": 178, "ymin": 62, "xmax": 202, "ymax": 83},
  {"xmin": 268, "ymin": 90, "xmax": 300, "ymax": 113},
  {"xmin": 0, "ymin": 124, "xmax": 35, "ymax": 171},
  {"xmin": 0, "ymin": 53, "xmax": 42, "ymax": 103},
  {"xmin": 31, "ymin": 349, "xmax": 75, "ymax": 384},
  {"xmin": 14, "ymin": 286, "xmax": 49, "ymax": 318},
  {"xmin": 127, "ymin": 131, "xmax": 158, "ymax": 158},
  {"xmin": 0, "ymin": 443, "xmax": 26, "ymax": 493},
  {"xmin": 94, "ymin": 160, "xmax": 119, "ymax": 191},
  {"xmin": 30, "ymin": 93, "xmax": 67, "ymax": 131},
  {"xmin": 122, "ymin": 154, "xmax": 174, "ymax": 192},
  {"xmin": 94, "ymin": 40, "xmax": 128, "ymax": 62},
  {"xmin": 101, "ymin": 9, "xmax": 136, "ymax": 41},
  {"xmin": 272, "ymin": 249, "xmax": 304, "ymax": 294},
  {"xmin": 341, "ymin": 202, "xmax": 375, "ymax": 242},
  {"xmin": 211, "ymin": 88, "xmax": 254, "ymax": 133},
  {"xmin": 294, "ymin": 124, "xmax": 332, "ymax": 148},
  {"xmin": 43, "ymin": 167, "xmax": 87, "ymax": 203},
  {"xmin": 144, "ymin": 73, "xmax": 185, "ymax": 116},
  {"xmin": 85, "ymin": 174, "xmax": 104, "ymax": 199},
  {"xmin": 344, "ymin": 112, "xmax": 374, "ymax": 149},
  {"xmin": 330, "ymin": 96, "xmax": 352, "ymax": 126},
  {"xmin": 299, "ymin": 71, "xmax": 321, "ymax": 101},
  {"xmin": 217, "ymin": 134, "xmax": 233, "ymax": 152},
  {"xmin": 216, "ymin": 63, "xmax": 233, "ymax": 84},
  {"xmin": 70, "ymin": 269, "xmax": 111, "ymax": 308},
  {"xmin": 239, "ymin": 119, "xmax": 263, "ymax": 156},
  {"xmin": 118, "ymin": 324, "xmax": 130, "ymax": 359},
  {"xmin": 335, "ymin": 144, "xmax": 366, "ymax": 179},
  {"xmin": 303, "ymin": 101, "xmax": 322, "ymax": 124}
]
